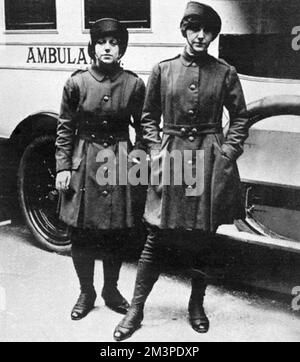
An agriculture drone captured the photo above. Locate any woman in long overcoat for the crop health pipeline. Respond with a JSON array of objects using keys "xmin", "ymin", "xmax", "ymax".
[
  {"xmin": 55, "ymin": 18, "xmax": 145, "ymax": 320},
  {"xmin": 114, "ymin": 2, "xmax": 249, "ymax": 340}
]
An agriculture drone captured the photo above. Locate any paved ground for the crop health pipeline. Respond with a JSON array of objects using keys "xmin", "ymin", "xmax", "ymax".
[{"xmin": 0, "ymin": 224, "xmax": 299, "ymax": 342}]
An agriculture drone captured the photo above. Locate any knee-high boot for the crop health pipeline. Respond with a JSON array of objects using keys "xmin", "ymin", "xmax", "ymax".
[
  {"xmin": 113, "ymin": 260, "xmax": 160, "ymax": 341},
  {"xmin": 101, "ymin": 255, "xmax": 130, "ymax": 314},
  {"xmin": 188, "ymin": 274, "xmax": 209, "ymax": 333},
  {"xmin": 71, "ymin": 244, "xmax": 97, "ymax": 320},
  {"xmin": 113, "ymin": 228, "xmax": 161, "ymax": 341}
]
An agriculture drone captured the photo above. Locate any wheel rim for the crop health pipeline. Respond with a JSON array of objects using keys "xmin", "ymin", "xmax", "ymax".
[
  {"xmin": 22, "ymin": 139, "xmax": 70, "ymax": 247},
  {"xmin": 236, "ymin": 95, "xmax": 300, "ymax": 242}
]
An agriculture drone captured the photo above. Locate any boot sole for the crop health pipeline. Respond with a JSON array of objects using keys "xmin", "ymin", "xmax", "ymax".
[
  {"xmin": 71, "ymin": 304, "xmax": 95, "ymax": 321},
  {"xmin": 113, "ymin": 323, "xmax": 142, "ymax": 342},
  {"xmin": 105, "ymin": 302, "xmax": 129, "ymax": 315},
  {"xmin": 189, "ymin": 318, "xmax": 209, "ymax": 334},
  {"xmin": 191, "ymin": 324, "xmax": 209, "ymax": 334}
]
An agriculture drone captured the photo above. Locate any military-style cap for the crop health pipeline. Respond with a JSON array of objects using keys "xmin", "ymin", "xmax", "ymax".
[
  {"xmin": 180, "ymin": 2, "xmax": 221, "ymax": 39},
  {"xmin": 89, "ymin": 18, "xmax": 129, "ymax": 58}
]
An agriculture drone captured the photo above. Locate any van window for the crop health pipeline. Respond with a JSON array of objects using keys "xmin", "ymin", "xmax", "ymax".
[
  {"xmin": 84, "ymin": 0, "xmax": 151, "ymax": 29},
  {"xmin": 5, "ymin": 0, "xmax": 56, "ymax": 30},
  {"xmin": 219, "ymin": 0, "xmax": 300, "ymax": 80},
  {"xmin": 219, "ymin": 34, "xmax": 300, "ymax": 80}
]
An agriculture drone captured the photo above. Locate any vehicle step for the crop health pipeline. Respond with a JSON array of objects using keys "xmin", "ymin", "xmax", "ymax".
[{"xmin": 217, "ymin": 224, "xmax": 300, "ymax": 253}]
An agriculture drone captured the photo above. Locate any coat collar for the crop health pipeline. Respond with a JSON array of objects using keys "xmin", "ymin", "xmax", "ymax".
[
  {"xmin": 88, "ymin": 63, "xmax": 123, "ymax": 82},
  {"xmin": 180, "ymin": 48, "xmax": 211, "ymax": 67}
]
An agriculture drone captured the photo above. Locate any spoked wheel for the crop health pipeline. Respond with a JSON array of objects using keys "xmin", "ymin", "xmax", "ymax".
[{"xmin": 18, "ymin": 135, "xmax": 70, "ymax": 252}]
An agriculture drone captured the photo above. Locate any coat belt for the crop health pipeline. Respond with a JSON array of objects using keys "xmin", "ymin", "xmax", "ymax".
[
  {"xmin": 77, "ymin": 132, "xmax": 129, "ymax": 145},
  {"xmin": 76, "ymin": 113, "xmax": 130, "ymax": 144},
  {"xmin": 163, "ymin": 123, "xmax": 222, "ymax": 137},
  {"xmin": 75, "ymin": 111, "xmax": 130, "ymax": 135}
]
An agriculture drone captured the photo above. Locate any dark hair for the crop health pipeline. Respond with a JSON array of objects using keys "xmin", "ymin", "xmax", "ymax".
[{"xmin": 180, "ymin": 15, "xmax": 220, "ymax": 39}]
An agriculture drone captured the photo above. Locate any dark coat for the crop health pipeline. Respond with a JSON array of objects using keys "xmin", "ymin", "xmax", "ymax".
[
  {"xmin": 55, "ymin": 64, "xmax": 146, "ymax": 230},
  {"xmin": 142, "ymin": 51, "xmax": 249, "ymax": 232}
]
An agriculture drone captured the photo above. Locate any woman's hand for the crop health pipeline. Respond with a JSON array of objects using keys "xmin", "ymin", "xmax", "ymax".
[{"xmin": 55, "ymin": 171, "xmax": 71, "ymax": 192}]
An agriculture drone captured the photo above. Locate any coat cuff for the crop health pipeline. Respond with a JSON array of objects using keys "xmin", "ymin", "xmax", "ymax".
[
  {"xmin": 221, "ymin": 144, "xmax": 242, "ymax": 162},
  {"xmin": 147, "ymin": 142, "xmax": 161, "ymax": 153},
  {"xmin": 134, "ymin": 140, "xmax": 147, "ymax": 152},
  {"xmin": 56, "ymin": 168, "xmax": 71, "ymax": 174}
]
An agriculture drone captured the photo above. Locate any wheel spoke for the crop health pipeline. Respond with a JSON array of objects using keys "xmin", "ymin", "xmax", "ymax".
[{"xmin": 19, "ymin": 136, "xmax": 70, "ymax": 249}]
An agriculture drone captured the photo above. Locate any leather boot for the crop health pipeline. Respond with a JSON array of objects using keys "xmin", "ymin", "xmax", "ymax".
[
  {"xmin": 188, "ymin": 275, "xmax": 209, "ymax": 333},
  {"xmin": 113, "ymin": 260, "xmax": 160, "ymax": 341},
  {"xmin": 71, "ymin": 245, "xmax": 97, "ymax": 320},
  {"xmin": 101, "ymin": 256, "xmax": 129, "ymax": 315}
]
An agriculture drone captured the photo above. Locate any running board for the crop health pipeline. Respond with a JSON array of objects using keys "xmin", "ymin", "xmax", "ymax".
[
  {"xmin": 0, "ymin": 220, "xmax": 11, "ymax": 227},
  {"xmin": 217, "ymin": 224, "xmax": 300, "ymax": 254}
]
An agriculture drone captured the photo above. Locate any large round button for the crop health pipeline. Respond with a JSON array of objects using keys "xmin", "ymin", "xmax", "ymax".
[
  {"xmin": 103, "ymin": 96, "xmax": 109, "ymax": 102},
  {"xmin": 188, "ymin": 110, "xmax": 195, "ymax": 115},
  {"xmin": 180, "ymin": 127, "xmax": 186, "ymax": 133},
  {"xmin": 109, "ymin": 135, "xmax": 114, "ymax": 141},
  {"xmin": 102, "ymin": 120, "xmax": 108, "ymax": 126},
  {"xmin": 190, "ymin": 84, "xmax": 197, "ymax": 91},
  {"xmin": 189, "ymin": 136, "xmax": 195, "ymax": 142},
  {"xmin": 91, "ymin": 134, "xmax": 96, "ymax": 139},
  {"xmin": 103, "ymin": 142, "xmax": 108, "ymax": 148},
  {"xmin": 102, "ymin": 190, "xmax": 108, "ymax": 196},
  {"xmin": 192, "ymin": 128, "xmax": 197, "ymax": 133}
]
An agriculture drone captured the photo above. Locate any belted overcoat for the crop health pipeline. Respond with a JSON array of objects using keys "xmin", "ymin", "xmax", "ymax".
[
  {"xmin": 142, "ymin": 51, "xmax": 249, "ymax": 232},
  {"xmin": 55, "ymin": 64, "xmax": 146, "ymax": 230}
]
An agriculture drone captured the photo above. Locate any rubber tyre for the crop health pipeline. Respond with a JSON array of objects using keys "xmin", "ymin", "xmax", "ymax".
[{"xmin": 18, "ymin": 135, "xmax": 71, "ymax": 253}]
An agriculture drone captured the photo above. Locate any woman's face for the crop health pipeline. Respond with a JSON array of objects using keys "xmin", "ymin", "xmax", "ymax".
[
  {"xmin": 95, "ymin": 35, "xmax": 120, "ymax": 65},
  {"xmin": 186, "ymin": 27, "xmax": 214, "ymax": 55}
]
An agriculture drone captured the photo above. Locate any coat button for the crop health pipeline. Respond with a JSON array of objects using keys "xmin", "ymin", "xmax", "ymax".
[
  {"xmin": 91, "ymin": 134, "xmax": 95, "ymax": 139},
  {"xmin": 192, "ymin": 128, "xmax": 197, "ymax": 133},
  {"xmin": 109, "ymin": 135, "xmax": 114, "ymax": 141},
  {"xmin": 102, "ymin": 190, "xmax": 108, "ymax": 196},
  {"xmin": 188, "ymin": 110, "xmax": 195, "ymax": 115},
  {"xmin": 103, "ymin": 142, "xmax": 108, "ymax": 148},
  {"xmin": 180, "ymin": 127, "xmax": 186, "ymax": 133},
  {"xmin": 103, "ymin": 96, "xmax": 109, "ymax": 102},
  {"xmin": 189, "ymin": 136, "xmax": 195, "ymax": 142},
  {"xmin": 190, "ymin": 84, "xmax": 197, "ymax": 91},
  {"xmin": 102, "ymin": 120, "xmax": 108, "ymax": 126}
]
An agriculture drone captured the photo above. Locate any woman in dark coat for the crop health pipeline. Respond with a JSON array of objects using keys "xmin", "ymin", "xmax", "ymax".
[
  {"xmin": 114, "ymin": 2, "xmax": 248, "ymax": 340},
  {"xmin": 55, "ymin": 18, "xmax": 145, "ymax": 320}
]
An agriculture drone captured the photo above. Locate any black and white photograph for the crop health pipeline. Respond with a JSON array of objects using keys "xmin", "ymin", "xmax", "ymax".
[{"xmin": 0, "ymin": 0, "xmax": 300, "ymax": 345}]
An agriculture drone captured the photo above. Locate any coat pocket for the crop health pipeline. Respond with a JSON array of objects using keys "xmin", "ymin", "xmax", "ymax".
[
  {"xmin": 71, "ymin": 138, "xmax": 85, "ymax": 170},
  {"xmin": 214, "ymin": 134, "xmax": 233, "ymax": 162}
]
